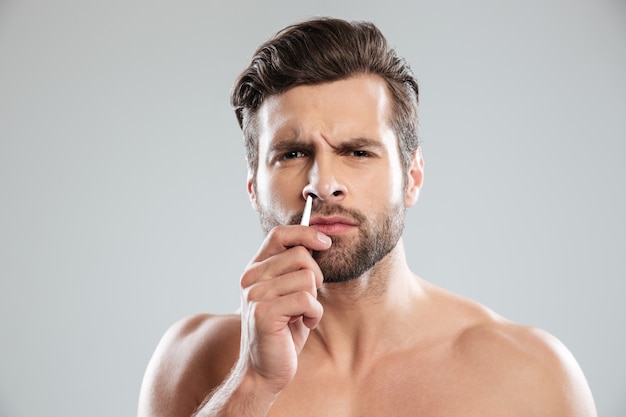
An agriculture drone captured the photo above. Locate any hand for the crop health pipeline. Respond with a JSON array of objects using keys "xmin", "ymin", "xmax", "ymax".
[{"xmin": 238, "ymin": 225, "xmax": 332, "ymax": 396}]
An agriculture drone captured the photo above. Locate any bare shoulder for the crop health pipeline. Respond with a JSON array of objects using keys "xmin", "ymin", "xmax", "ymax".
[
  {"xmin": 138, "ymin": 313, "xmax": 241, "ymax": 417},
  {"xmin": 443, "ymin": 290, "xmax": 597, "ymax": 417}
]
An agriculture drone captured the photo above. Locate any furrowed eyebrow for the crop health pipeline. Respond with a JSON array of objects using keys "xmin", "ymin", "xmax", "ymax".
[
  {"xmin": 335, "ymin": 138, "xmax": 385, "ymax": 152},
  {"xmin": 267, "ymin": 139, "xmax": 314, "ymax": 158},
  {"xmin": 267, "ymin": 137, "xmax": 385, "ymax": 160}
]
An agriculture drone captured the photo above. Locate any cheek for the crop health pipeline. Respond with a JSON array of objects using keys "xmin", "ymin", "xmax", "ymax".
[
  {"xmin": 254, "ymin": 173, "xmax": 297, "ymax": 218},
  {"xmin": 378, "ymin": 162, "xmax": 406, "ymax": 203},
  {"xmin": 254, "ymin": 166, "xmax": 276, "ymax": 201}
]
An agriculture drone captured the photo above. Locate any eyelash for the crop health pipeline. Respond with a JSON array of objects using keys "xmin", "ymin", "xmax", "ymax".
[
  {"xmin": 276, "ymin": 149, "xmax": 373, "ymax": 162},
  {"xmin": 350, "ymin": 150, "xmax": 371, "ymax": 158},
  {"xmin": 279, "ymin": 150, "xmax": 307, "ymax": 160}
]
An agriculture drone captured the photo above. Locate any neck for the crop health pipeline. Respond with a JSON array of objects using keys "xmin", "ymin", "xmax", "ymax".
[{"xmin": 310, "ymin": 239, "xmax": 427, "ymax": 370}]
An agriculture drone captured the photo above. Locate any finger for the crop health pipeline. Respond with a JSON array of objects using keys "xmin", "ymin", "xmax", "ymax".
[
  {"xmin": 288, "ymin": 314, "xmax": 320, "ymax": 330},
  {"xmin": 245, "ymin": 268, "xmax": 319, "ymax": 303},
  {"xmin": 253, "ymin": 292, "xmax": 324, "ymax": 332},
  {"xmin": 241, "ymin": 246, "xmax": 323, "ymax": 289},
  {"xmin": 254, "ymin": 225, "xmax": 331, "ymax": 261}
]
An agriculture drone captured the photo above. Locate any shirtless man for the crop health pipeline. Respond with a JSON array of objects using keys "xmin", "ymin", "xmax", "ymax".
[{"xmin": 137, "ymin": 17, "xmax": 597, "ymax": 417}]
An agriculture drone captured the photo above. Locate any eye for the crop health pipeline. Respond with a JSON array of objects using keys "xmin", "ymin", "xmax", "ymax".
[
  {"xmin": 350, "ymin": 150, "xmax": 372, "ymax": 158},
  {"xmin": 279, "ymin": 150, "xmax": 307, "ymax": 160}
]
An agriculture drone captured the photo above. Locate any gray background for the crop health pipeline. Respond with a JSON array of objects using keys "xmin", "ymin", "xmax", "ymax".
[{"xmin": 1, "ymin": 0, "xmax": 624, "ymax": 416}]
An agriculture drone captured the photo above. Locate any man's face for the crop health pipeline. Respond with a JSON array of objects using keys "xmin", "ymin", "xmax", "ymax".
[{"xmin": 248, "ymin": 74, "xmax": 423, "ymax": 282}]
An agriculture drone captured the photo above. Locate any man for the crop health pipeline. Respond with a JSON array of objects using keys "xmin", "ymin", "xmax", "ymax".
[{"xmin": 138, "ymin": 17, "xmax": 596, "ymax": 417}]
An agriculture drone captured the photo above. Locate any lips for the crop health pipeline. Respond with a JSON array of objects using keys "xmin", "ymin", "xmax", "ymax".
[{"xmin": 309, "ymin": 215, "xmax": 358, "ymax": 236}]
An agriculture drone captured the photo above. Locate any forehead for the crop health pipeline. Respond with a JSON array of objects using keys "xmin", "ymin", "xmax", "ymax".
[{"xmin": 256, "ymin": 75, "xmax": 394, "ymax": 146}]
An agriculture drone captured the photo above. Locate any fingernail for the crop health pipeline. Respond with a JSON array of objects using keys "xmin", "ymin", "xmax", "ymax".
[{"xmin": 317, "ymin": 233, "xmax": 331, "ymax": 245}]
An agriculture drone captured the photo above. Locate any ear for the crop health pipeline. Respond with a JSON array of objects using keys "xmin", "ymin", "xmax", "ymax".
[
  {"xmin": 247, "ymin": 169, "xmax": 259, "ymax": 212},
  {"xmin": 405, "ymin": 147, "xmax": 424, "ymax": 208}
]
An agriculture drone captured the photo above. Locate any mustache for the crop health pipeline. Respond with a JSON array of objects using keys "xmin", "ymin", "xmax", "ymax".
[{"xmin": 289, "ymin": 202, "xmax": 367, "ymax": 226}]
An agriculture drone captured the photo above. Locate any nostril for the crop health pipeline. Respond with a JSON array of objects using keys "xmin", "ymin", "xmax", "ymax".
[{"xmin": 332, "ymin": 190, "xmax": 341, "ymax": 196}]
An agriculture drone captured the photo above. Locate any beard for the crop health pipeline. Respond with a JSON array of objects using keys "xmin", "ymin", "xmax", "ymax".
[{"xmin": 258, "ymin": 200, "xmax": 406, "ymax": 283}]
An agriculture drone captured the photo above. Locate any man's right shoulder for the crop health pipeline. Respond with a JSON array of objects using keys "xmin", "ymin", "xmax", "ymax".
[
  {"xmin": 164, "ymin": 313, "xmax": 241, "ymax": 352},
  {"xmin": 162, "ymin": 313, "xmax": 241, "ymax": 372},
  {"xmin": 138, "ymin": 313, "xmax": 241, "ymax": 417}
]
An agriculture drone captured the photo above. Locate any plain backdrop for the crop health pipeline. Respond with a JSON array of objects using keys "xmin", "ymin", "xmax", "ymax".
[{"xmin": 1, "ymin": 0, "xmax": 624, "ymax": 416}]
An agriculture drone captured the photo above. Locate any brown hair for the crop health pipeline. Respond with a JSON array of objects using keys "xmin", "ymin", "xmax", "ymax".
[{"xmin": 231, "ymin": 17, "xmax": 420, "ymax": 177}]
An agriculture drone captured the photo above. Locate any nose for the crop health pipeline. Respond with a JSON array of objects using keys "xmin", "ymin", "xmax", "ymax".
[{"xmin": 302, "ymin": 158, "xmax": 347, "ymax": 203}]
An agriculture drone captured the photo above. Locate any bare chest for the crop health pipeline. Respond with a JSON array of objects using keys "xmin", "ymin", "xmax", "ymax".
[{"xmin": 266, "ymin": 351, "xmax": 529, "ymax": 417}]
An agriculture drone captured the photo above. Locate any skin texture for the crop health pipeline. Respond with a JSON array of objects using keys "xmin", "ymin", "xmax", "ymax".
[{"xmin": 137, "ymin": 75, "xmax": 597, "ymax": 417}]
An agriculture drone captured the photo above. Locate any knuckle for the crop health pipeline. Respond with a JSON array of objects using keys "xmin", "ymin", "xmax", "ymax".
[
  {"xmin": 244, "ymin": 283, "xmax": 261, "ymax": 302},
  {"xmin": 306, "ymin": 270, "xmax": 320, "ymax": 292},
  {"xmin": 251, "ymin": 300, "xmax": 270, "ymax": 322},
  {"xmin": 294, "ymin": 291, "xmax": 314, "ymax": 306},
  {"xmin": 296, "ymin": 263, "xmax": 321, "ymax": 288},
  {"xmin": 297, "ymin": 269, "xmax": 318, "ymax": 294},
  {"xmin": 289, "ymin": 246, "xmax": 314, "ymax": 268},
  {"xmin": 291, "ymin": 245, "xmax": 310, "ymax": 259},
  {"xmin": 267, "ymin": 226, "xmax": 286, "ymax": 241},
  {"xmin": 240, "ymin": 268, "xmax": 255, "ymax": 288}
]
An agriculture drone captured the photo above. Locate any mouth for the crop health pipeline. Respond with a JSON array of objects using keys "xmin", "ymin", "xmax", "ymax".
[{"xmin": 309, "ymin": 215, "xmax": 359, "ymax": 236}]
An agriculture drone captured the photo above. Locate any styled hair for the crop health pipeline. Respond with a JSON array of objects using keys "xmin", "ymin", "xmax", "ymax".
[{"xmin": 231, "ymin": 17, "xmax": 420, "ymax": 177}]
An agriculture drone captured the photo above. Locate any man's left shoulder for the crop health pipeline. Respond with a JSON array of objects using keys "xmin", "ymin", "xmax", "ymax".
[
  {"xmin": 455, "ymin": 311, "xmax": 597, "ymax": 416},
  {"xmin": 457, "ymin": 314, "xmax": 568, "ymax": 368}
]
